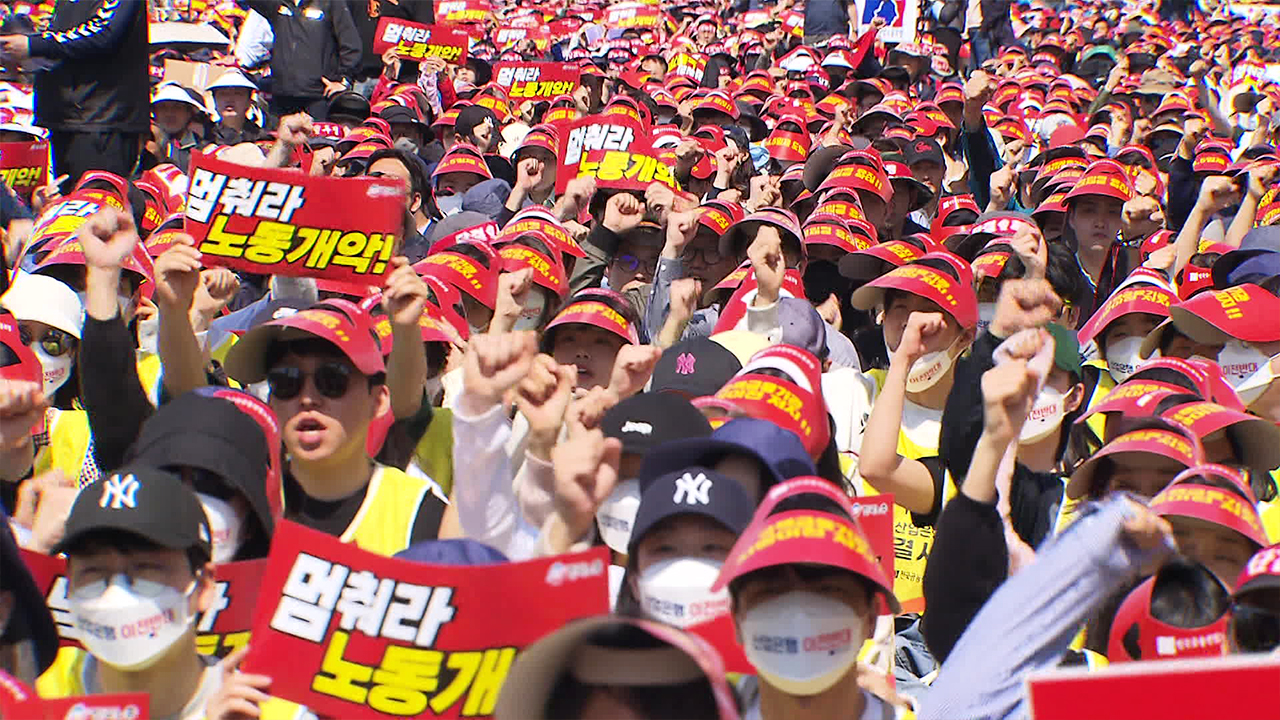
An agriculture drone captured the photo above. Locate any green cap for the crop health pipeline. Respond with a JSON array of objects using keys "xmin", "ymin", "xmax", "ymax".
[{"xmin": 1046, "ymin": 322, "xmax": 1081, "ymax": 377}]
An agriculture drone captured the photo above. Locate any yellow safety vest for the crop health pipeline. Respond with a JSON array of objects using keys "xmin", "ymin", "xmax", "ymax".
[
  {"xmin": 33, "ymin": 407, "xmax": 96, "ymax": 488},
  {"xmin": 35, "ymin": 647, "xmax": 90, "ymax": 697},
  {"xmin": 856, "ymin": 369, "xmax": 956, "ymax": 615},
  {"xmin": 411, "ymin": 408, "xmax": 455, "ymax": 498},
  {"xmin": 1081, "ymin": 359, "xmax": 1116, "ymax": 450},
  {"xmin": 337, "ymin": 464, "xmax": 443, "ymax": 556}
]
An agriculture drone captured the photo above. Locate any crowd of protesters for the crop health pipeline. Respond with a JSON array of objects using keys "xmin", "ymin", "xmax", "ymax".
[{"xmin": 1, "ymin": 0, "xmax": 1280, "ymax": 716}]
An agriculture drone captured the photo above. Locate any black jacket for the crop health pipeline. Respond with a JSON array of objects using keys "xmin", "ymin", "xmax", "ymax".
[
  {"xmin": 247, "ymin": 0, "xmax": 363, "ymax": 98},
  {"xmin": 30, "ymin": 0, "xmax": 150, "ymax": 133}
]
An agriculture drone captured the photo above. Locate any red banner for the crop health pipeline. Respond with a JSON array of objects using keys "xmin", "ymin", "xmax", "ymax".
[
  {"xmin": 604, "ymin": 2, "xmax": 661, "ymax": 28},
  {"xmin": 184, "ymin": 153, "xmax": 406, "ymax": 284},
  {"xmin": 372, "ymin": 17, "xmax": 468, "ymax": 64},
  {"xmin": 492, "ymin": 62, "xmax": 580, "ymax": 101},
  {"xmin": 0, "ymin": 141, "xmax": 48, "ymax": 202},
  {"xmin": 685, "ymin": 494, "xmax": 896, "ymax": 674},
  {"xmin": 434, "ymin": 0, "xmax": 493, "ymax": 23},
  {"xmin": 1027, "ymin": 655, "xmax": 1280, "ymax": 720},
  {"xmin": 668, "ymin": 51, "xmax": 707, "ymax": 81},
  {"xmin": 20, "ymin": 549, "xmax": 267, "ymax": 659},
  {"xmin": 557, "ymin": 115, "xmax": 675, "ymax": 193},
  {"xmin": 851, "ymin": 494, "xmax": 895, "ymax": 583},
  {"xmin": 492, "ymin": 25, "xmax": 552, "ymax": 51},
  {"xmin": 0, "ymin": 670, "xmax": 149, "ymax": 720},
  {"xmin": 242, "ymin": 521, "xmax": 610, "ymax": 719}
]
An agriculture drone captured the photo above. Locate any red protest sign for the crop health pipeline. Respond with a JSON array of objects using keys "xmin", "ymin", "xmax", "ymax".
[
  {"xmin": 0, "ymin": 141, "xmax": 48, "ymax": 202},
  {"xmin": 493, "ymin": 62, "xmax": 580, "ymax": 101},
  {"xmin": 20, "ymin": 549, "xmax": 267, "ymax": 660},
  {"xmin": 372, "ymin": 17, "xmax": 468, "ymax": 65},
  {"xmin": 0, "ymin": 670, "xmax": 150, "ymax": 720},
  {"xmin": 557, "ymin": 114, "xmax": 675, "ymax": 194},
  {"xmin": 1027, "ymin": 655, "xmax": 1280, "ymax": 720},
  {"xmin": 435, "ymin": 0, "xmax": 493, "ymax": 23},
  {"xmin": 184, "ymin": 153, "xmax": 406, "ymax": 284},
  {"xmin": 851, "ymin": 494, "xmax": 894, "ymax": 584},
  {"xmin": 605, "ymin": 1, "xmax": 661, "ymax": 28},
  {"xmin": 493, "ymin": 25, "xmax": 552, "ymax": 51},
  {"xmin": 242, "ymin": 521, "xmax": 610, "ymax": 719},
  {"xmin": 668, "ymin": 51, "xmax": 708, "ymax": 81}
]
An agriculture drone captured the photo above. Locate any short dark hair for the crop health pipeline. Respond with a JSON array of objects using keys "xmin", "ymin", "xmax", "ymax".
[
  {"xmin": 366, "ymin": 147, "xmax": 428, "ymax": 202},
  {"xmin": 63, "ymin": 529, "xmax": 209, "ymax": 573},
  {"xmin": 263, "ymin": 338, "xmax": 387, "ymax": 387}
]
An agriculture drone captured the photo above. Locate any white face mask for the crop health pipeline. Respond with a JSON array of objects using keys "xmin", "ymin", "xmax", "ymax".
[
  {"xmin": 906, "ymin": 338, "xmax": 959, "ymax": 393},
  {"xmin": 740, "ymin": 591, "xmax": 865, "ymax": 696},
  {"xmin": 511, "ymin": 289, "xmax": 548, "ymax": 332},
  {"xmin": 33, "ymin": 345, "xmax": 73, "ymax": 396},
  {"xmin": 1020, "ymin": 385, "xmax": 1067, "ymax": 444},
  {"xmin": 1233, "ymin": 352, "xmax": 1280, "ymax": 407},
  {"xmin": 596, "ymin": 478, "xmax": 640, "ymax": 554},
  {"xmin": 198, "ymin": 492, "xmax": 244, "ymax": 564},
  {"xmin": 435, "ymin": 192, "xmax": 464, "ymax": 216},
  {"xmin": 976, "ymin": 302, "xmax": 997, "ymax": 336},
  {"xmin": 636, "ymin": 557, "xmax": 730, "ymax": 629},
  {"xmin": 1217, "ymin": 340, "xmax": 1270, "ymax": 389},
  {"xmin": 136, "ymin": 313, "xmax": 159, "ymax": 355},
  {"xmin": 69, "ymin": 575, "xmax": 196, "ymax": 671},
  {"xmin": 1105, "ymin": 336, "xmax": 1145, "ymax": 384}
]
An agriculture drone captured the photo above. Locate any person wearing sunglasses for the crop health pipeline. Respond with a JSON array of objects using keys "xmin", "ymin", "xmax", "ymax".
[
  {"xmin": 0, "ymin": 272, "xmax": 83, "ymax": 409},
  {"xmin": 224, "ymin": 303, "xmax": 448, "ymax": 556},
  {"xmin": 1230, "ymin": 543, "xmax": 1280, "ymax": 655}
]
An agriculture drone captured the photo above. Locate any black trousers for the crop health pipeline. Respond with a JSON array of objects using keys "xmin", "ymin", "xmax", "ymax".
[
  {"xmin": 270, "ymin": 95, "xmax": 329, "ymax": 120},
  {"xmin": 50, "ymin": 130, "xmax": 142, "ymax": 191}
]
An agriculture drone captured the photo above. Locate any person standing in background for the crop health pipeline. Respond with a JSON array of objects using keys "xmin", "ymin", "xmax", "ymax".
[
  {"xmin": 0, "ymin": 0, "xmax": 149, "ymax": 187},
  {"xmin": 246, "ymin": 0, "xmax": 362, "ymax": 119}
]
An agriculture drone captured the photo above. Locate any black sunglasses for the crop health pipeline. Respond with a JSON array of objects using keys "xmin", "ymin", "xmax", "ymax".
[
  {"xmin": 266, "ymin": 363, "xmax": 354, "ymax": 401},
  {"xmin": 19, "ymin": 325, "xmax": 75, "ymax": 357},
  {"xmin": 1232, "ymin": 603, "xmax": 1280, "ymax": 654}
]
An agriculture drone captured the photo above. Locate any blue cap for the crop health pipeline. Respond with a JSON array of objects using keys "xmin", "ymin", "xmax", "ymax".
[
  {"xmin": 637, "ymin": 417, "xmax": 817, "ymax": 499},
  {"xmin": 627, "ymin": 467, "xmax": 756, "ymax": 555},
  {"xmin": 1212, "ymin": 253, "xmax": 1280, "ymax": 290},
  {"xmin": 395, "ymin": 539, "xmax": 508, "ymax": 565}
]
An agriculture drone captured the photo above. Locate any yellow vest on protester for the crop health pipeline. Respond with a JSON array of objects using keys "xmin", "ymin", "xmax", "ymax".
[
  {"xmin": 336, "ymin": 464, "xmax": 444, "ymax": 556},
  {"xmin": 33, "ymin": 407, "xmax": 97, "ymax": 488},
  {"xmin": 1081, "ymin": 359, "xmax": 1116, "ymax": 450},
  {"xmin": 411, "ymin": 408, "xmax": 455, "ymax": 497},
  {"xmin": 854, "ymin": 369, "xmax": 956, "ymax": 615}
]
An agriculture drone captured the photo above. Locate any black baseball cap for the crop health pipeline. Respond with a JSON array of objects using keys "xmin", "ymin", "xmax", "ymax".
[
  {"xmin": 627, "ymin": 466, "xmax": 756, "ymax": 555},
  {"xmin": 601, "ymin": 393, "xmax": 713, "ymax": 455},
  {"xmin": 55, "ymin": 465, "xmax": 212, "ymax": 558},
  {"xmin": 904, "ymin": 137, "xmax": 944, "ymax": 167},
  {"xmin": 649, "ymin": 336, "xmax": 742, "ymax": 399}
]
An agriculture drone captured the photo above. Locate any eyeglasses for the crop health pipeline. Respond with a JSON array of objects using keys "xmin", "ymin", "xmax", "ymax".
[
  {"xmin": 19, "ymin": 325, "xmax": 75, "ymax": 357},
  {"xmin": 681, "ymin": 244, "xmax": 724, "ymax": 266},
  {"xmin": 266, "ymin": 363, "xmax": 355, "ymax": 401},
  {"xmin": 1231, "ymin": 603, "xmax": 1280, "ymax": 654},
  {"xmin": 613, "ymin": 253, "xmax": 658, "ymax": 275}
]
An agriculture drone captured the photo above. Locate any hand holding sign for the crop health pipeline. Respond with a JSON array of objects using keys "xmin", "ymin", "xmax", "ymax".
[
  {"xmin": 382, "ymin": 257, "xmax": 430, "ymax": 330},
  {"xmin": 206, "ymin": 646, "xmax": 274, "ymax": 720}
]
